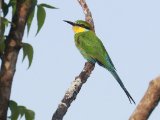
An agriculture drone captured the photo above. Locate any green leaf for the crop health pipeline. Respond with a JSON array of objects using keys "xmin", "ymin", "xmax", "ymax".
[
  {"xmin": 2, "ymin": 2, "xmax": 9, "ymax": 17},
  {"xmin": 36, "ymin": 5, "xmax": 46, "ymax": 35},
  {"xmin": 18, "ymin": 106, "xmax": 26, "ymax": 118},
  {"xmin": 0, "ymin": 17, "xmax": 11, "ymax": 40},
  {"xmin": 33, "ymin": 0, "xmax": 38, "ymax": 5},
  {"xmin": 27, "ymin": 8, "xmax": 35, "ymax": 36},
  {"xmin": 26, "ymin": 0, "xmax": 37, "ymax": 36},
  {"xmin": 22, "ymin": 43, "xmax": 34, "ymax": 68},
  {"xmin": 0, "ymin": 18, "xmax": 5, "ymax": 38},
  {"xmin": 8, "ymin": 0, "xmax": 17, "ymax": 16},
  {"xmin": 1, "ymin": 17, "xmax": 11, "ymax": 27},
  {"xmin": 39, "ymin": 3, "xmax": 57, "ymax": 9},
  {"xmin": 8, "ymin": 100, "xmax": 19, "ymax": 120},
  {"xmin": 25, "ymin": 109, "xmax": 35, "ymax": 120}
]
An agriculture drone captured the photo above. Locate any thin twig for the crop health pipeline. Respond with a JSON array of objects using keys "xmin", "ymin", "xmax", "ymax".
[
  {"xmin": 52, "ymin": 0, "xmax": 95, "ymax": 120},
  {"xmin": 129, "ymin": 76, "xmax": 160, "ymax": 120}
]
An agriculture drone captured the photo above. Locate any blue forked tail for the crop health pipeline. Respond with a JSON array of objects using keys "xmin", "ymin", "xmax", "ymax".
[{"xmin": 110, "ymin": 70, "xmax": 135, "ymax": 104}]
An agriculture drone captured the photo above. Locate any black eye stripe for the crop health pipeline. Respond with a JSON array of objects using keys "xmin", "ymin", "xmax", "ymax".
[{"xmin": 75, "ymin": 24, "xmax": 91, "ymax": 30}]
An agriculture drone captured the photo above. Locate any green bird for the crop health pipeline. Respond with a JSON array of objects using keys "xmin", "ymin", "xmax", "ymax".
[{"xmin": 64, "ymin": 20, "xmax": 135, "ymax": 104}]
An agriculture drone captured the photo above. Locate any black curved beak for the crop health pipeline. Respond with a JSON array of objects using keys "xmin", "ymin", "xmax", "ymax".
[{"xmin": 63, "ymin": 20, "xmax": 75, "ymax": 26}]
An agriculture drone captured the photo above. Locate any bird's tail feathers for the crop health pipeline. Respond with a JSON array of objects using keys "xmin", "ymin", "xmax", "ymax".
[{"xmin": 110, "ymin": 70, "xmax": 135, "ymax": 104}]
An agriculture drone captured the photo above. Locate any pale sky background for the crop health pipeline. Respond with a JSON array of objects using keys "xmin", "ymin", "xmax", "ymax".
[{"xmin": 8, "ymin": 0, "xmax": 160, "ymax": 120}]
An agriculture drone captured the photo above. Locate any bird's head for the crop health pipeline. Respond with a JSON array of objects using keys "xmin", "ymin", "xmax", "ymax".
[{"xmin": 64, "ymin": 20, "xmax": 92, "ymax": 34}]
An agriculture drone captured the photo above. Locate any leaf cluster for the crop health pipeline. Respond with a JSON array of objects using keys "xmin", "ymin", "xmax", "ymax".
[
  {"xmin": 1, "ymin": 0, "xmax": 56, "ymax": 68},
  {"xmin": 8, "ymin": 100, "xmax": 35, "ymax": 120}
]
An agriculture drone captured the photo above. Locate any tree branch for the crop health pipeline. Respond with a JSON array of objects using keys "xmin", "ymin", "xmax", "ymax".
[
  {"xmin": 129, "ymin": 76, "xmax": 160, "ymax": 120},
  {"xmin": 52, "ymin": 0, "xmax": 95, "ymax": 120},
  {"xmin": 0, "ymin": 0, "xmax": 34, "ymax": 119}
]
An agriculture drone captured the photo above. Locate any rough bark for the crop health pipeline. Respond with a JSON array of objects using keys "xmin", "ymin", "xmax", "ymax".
[
  {"xmin": 52, "ymin": 0, "xmax": 95, "ymax": 120},
  {"xmin": 52, "ymin": 62, "xmax": 95, "ymax": 120},
  {"xmin": 129, "ymin": 76, "xmax": 160, "ymax": 120},
  {"xmin": 0, "ymin": 0, "xmax": 33, "ymax": 119}
]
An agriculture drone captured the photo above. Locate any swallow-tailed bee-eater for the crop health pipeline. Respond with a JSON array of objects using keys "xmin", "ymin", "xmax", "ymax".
[{"xmin": 64, "ymin": 20, "xmax": 135, "ymax": 104}]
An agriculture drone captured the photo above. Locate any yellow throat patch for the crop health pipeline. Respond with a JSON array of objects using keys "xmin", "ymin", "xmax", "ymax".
[{"xmin": 72, "ymin": 26, "xmax": 86, "ymax": 33}]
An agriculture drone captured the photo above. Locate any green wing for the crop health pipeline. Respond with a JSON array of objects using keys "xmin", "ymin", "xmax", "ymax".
[
  {"xmin": 75, "ymin": 31, "xmax": 116, "ymax": 70},
  {"xmin": 75, "ymin": 31, "xmax": 135, "ymax": 103}
]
